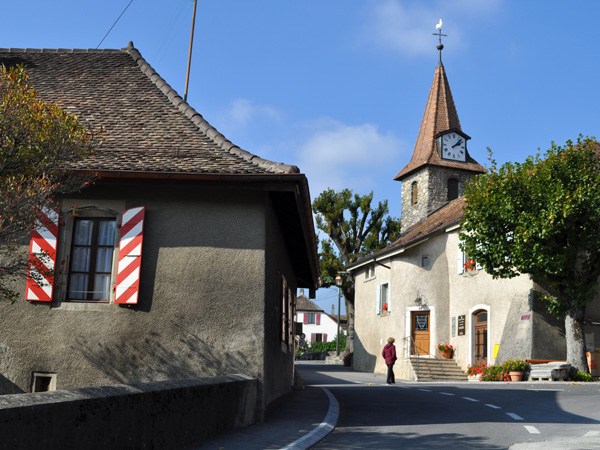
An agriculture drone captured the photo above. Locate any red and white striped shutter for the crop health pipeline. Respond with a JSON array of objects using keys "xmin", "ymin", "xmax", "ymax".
[
  {"xmin": 25, "ymin": 208, "xmax": 60, "ymax": 301},
  {"xmin": 115, "ymin": 207, "xmax": 145, "ymax": 304}
]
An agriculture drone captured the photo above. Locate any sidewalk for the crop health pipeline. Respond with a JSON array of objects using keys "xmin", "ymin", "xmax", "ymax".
[{"xmin": 190, "ymin": 365, "xmax": 339, "ymax": 450}]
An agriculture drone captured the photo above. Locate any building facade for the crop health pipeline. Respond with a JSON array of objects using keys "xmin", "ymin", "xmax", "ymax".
[
  {"xmin": 349, "ymin": 46, "xmax": 600, "ymax": 379},
  {"xmin": 0, "ymin": 44, "xmax": 319, "ymax": 419}
]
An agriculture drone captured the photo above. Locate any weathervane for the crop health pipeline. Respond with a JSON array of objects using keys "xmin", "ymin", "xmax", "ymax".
[{"xmin": 433, "ymin": 19, "xmax": 447, "ymax": 65}]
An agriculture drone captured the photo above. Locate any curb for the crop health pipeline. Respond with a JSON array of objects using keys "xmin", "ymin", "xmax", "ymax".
[{"xmin": 280, "ymin": 387, "xmax": 339, "ymax": 450}]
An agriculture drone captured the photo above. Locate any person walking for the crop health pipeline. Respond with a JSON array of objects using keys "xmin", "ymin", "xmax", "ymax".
[{"xmin": 382, "ymin": 337, "xmax": 397, "ymax": 384}]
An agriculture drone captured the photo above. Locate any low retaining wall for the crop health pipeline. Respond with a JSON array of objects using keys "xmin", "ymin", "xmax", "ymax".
[{"xmin": 0, "ymin": 374, "xmax": 257, "ymax": 449}]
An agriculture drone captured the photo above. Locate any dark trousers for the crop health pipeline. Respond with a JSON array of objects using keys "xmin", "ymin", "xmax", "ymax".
[{"xmin": 386, "ymin": 364, "xmax": 395, "ymax": 383}]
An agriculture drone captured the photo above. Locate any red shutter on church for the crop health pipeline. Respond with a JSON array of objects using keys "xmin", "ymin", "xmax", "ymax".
[
  {"xmin": 115, "ymin": 207, "xmax": 145, "ymax": 304},
  {"xmin": 25, "ymin": 208, "xmax": 60, "ymax": 302},
  {"xmin": 316, "ymin": 313, "xmax": 321, "ymax": 325}
]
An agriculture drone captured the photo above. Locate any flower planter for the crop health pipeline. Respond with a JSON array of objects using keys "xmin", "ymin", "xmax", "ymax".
[
  {"xmin": 509, "ymin": 371, "xmax": 523, "ymax": 382},
  {"xmin": 440, "ymin": 349, "xmax": 452, "ymax": 359}
]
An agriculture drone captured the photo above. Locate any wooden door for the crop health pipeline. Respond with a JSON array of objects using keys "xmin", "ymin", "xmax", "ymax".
[
  {"xmin": 474, "ymin": 311, "xmax": 488, "ymax": 365},
  {"xmin": 411, "ymin": 311, "xmax": 430, "ymax": 355}
]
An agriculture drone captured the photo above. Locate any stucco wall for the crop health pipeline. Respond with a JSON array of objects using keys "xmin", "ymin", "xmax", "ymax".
[{"xmin": 0, "ymin": 181, "xmax": 294, "ymax": 418}]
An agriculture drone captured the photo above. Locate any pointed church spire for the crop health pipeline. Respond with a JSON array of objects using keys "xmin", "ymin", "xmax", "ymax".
[{"xmin": 394, "ymin": 26, "xmax": 484, "ymax": 181}]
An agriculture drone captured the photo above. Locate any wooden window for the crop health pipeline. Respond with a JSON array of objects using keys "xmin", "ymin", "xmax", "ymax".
[
  {"xmin": 411, "ymin": 182, "xmax": 419, "ymax": 205},
  {"xmin": 306, "ymin": 313, "xmax": 316, "ymax": 324},
  {"xmin": 67, "ymin": 218, "xmax": 117, "ymax": 301}
]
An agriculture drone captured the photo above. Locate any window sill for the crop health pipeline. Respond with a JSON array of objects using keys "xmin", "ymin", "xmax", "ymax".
[
  {"xmin": 52, "ymin": 302, "xmax": 123, "ymax": 311},
  {"xmin": 462, "ymin": 270, "xmax": 479, "ymax": 277},
  {"xmin": 379, "ymin": 311, "xmax": 390, "ymax": 317}
]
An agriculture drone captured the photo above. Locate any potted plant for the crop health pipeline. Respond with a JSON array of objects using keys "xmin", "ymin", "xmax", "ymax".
[
  {"xmin": 437, "ymin": 343, "xmax": 453, "ymax": 359},
  {"xmin": 502, "ymin": 358, "xmax": 528, "ymax": 381},
  {"xmin": 465, "ymin": 363, "xmax": 485, "ymax": 381},
  {"xmin": 464, "ymin": 260, "xmax": 477, "ymax": 272}
]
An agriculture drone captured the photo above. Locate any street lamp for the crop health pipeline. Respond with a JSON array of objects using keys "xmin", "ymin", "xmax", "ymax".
[{"xmin": 335, "ymin": 274, "xmax": 343, "ymax": 356}]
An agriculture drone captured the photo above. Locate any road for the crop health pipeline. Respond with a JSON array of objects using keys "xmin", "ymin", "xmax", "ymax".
[{"xmin": 297, "ymin": 361, "xmax": 600, "ymax": 449}]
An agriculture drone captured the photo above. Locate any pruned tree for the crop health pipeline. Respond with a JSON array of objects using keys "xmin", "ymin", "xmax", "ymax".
[
  {"xmin": 0, "ymin": 65, "xmax": 99, "ymax": 302},
  {"xmin": 460, "ymin": 136, "xmax": 600, "ymax": 372},
  {"xmin": 313, "ymin": 188, "xmax": 401, "ymax": 357}
]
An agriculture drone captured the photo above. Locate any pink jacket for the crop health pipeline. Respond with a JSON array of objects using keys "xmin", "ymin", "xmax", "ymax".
[{"xmin": 382, "ymin": 343, "xmax": 397, "ymax": 365}]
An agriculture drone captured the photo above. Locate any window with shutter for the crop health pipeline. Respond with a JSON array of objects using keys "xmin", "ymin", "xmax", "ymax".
[{"xmin": 316, "ymin": 313, "xmax": 321, "ymax": 325}]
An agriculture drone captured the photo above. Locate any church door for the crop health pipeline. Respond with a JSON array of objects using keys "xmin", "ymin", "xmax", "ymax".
[
  {"xmin": 474, "ymin": 311, "xmax": 488, "ymax": 365},
  {"xmin": 411, "ymin": 311, "xmax": 430, "ymax": 355}
]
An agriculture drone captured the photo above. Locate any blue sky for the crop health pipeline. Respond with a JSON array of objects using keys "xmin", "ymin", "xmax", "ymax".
[{"xmin": 3, "ymin": 0, "xmax": 599, "ymax": 313}]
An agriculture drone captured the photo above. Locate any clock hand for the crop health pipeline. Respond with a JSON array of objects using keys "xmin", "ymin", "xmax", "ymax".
[{"xmin": 452, "ymin": 139, "xmax": 463, "ymax": 148}]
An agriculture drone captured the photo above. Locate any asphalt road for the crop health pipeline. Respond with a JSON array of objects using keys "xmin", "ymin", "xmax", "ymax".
[{"xmin": 297, "ymin": 361, "xmax": 600, "ymax": 450}]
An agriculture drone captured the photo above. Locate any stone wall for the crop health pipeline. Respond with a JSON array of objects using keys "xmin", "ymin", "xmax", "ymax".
[
  {"xmin": 400, "ymin": 167, "xmax": 478, "ymax": 231},
  {"xmin": 0, "ymin": 375, "xmax": 257, "ymax": 450}
]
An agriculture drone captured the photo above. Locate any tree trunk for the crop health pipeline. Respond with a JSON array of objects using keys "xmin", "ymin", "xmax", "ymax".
[{"xmin": 565, "ymin": 304, "xmax": 589, "ymax": 373}]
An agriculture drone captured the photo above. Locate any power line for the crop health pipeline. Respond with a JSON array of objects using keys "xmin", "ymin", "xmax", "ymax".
[{"xmin": 96, "ymin": 0, "xmax": 135, "ymax": 49}]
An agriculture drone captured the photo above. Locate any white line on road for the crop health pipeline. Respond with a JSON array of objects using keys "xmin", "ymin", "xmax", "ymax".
[
  {"xmin": 418, "ymin": 389, "xmax": 432, "ymax": 392},
  {"xmin": 485, "ymin": 404, "xmax": 501, "ymax": 409},
  {"xmin": 440, "ymin": 392, "xmax": 455, "ymax": 396},
  {"xmin": 462, "ymin": 397, "xmax": 479, "ymax": 402},
  {"xmin": 584, "ymin": 431, "xmax": 600, "ymax": 437},
  {"xmin": 528, "ymin": 388, "xmax": 563, "ymax": 391},
  {"xmin": 506, "ymin": 413, "xmax": 524, "ymax": 421},
  {"xmin": 524, "ymin": 426, "xmax": 540, "ymax": 434}
]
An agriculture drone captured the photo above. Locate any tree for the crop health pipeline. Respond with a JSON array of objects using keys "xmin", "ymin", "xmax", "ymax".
[
  {"xmin": 460, "ymin": 136, "xmax": 600, "ymax": 372},
  {"xmin": 0, "ymin": 65, "xmax": 98, "ymax": 302},
  {"xmin": 313, "ymin": 188, "xmax": 401, "ymax": 358}
]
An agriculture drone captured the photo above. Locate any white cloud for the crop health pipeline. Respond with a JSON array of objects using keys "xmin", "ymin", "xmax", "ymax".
[
  {"xmin": 296, "ymin": 119, "xmax": 405, "ymax": 199},
  {"xmin": 226, "ymin": 98, "xmax": 282, "ymax": 127},
  {"xmin": 363, "ymin": 0, "xmax": 502, "ymax": 56}
]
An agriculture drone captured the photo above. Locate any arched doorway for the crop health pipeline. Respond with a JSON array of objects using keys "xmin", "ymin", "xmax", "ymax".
[{"xmin": 474, "ymin": 310, "xmax": 488, "ymax": 365}]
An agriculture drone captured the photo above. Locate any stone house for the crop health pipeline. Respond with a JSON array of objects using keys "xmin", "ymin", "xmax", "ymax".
[
  {"xmin": 0, "ymin": 43, "xmax": 319, "ymax": 419},
  {"xmin": 348, "ymin": 48, "xmax": 600, "ymax": 379}
]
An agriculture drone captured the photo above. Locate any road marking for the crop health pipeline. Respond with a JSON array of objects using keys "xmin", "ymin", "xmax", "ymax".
[
  {"xmin": 462, "ymin": 397, "xmax": 479, "ymax": 402},
  {"xmin": 584, "ymin": 431, "xmax": 600, "ymax": 437},
  {"xmin": 418, "ymin": 389, "xmax": 432, "ymax": 392},
  {"xmin": 485, "ymin": 404, "xmax": 501, "ymax": 409},
  {"xmin": 506, "ymin": 413, "xmax": 524, "ymax": 421},
  {"xmin": 440, "ymin": 392, "xmax": 455, "ymax": 396},
  {"xmin": 524, "ymin": 426, "xmax": 540, "ymax": 434},
  {"xmin": 528, "ymin": 388, "xmax": 563, "ymax": 391}
]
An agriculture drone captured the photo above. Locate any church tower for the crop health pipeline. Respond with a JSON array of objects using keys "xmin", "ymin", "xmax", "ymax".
[{"xmin": 396, "ymin": 30, "xmax": 485, "ymax": 231}]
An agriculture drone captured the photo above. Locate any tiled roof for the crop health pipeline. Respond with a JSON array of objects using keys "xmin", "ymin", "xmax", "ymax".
[
  {"xmin": 394, "ymin": 63, "xmax": 485, "ymax": 180},
  {"xmin": 348, "ymin": 196, "xmax": 466, "ymax": 268},
  {"xmin": 0, "ymin": 43, "xmax": 298, "ymax": 176},
  {"xmin": 296, "ymin": 294, "xmax": 323, "ymax": 312}
]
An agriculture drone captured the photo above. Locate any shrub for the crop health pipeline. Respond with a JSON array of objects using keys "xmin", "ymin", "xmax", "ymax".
[
  {"xmin": 571, "ymin": 371, "xmax": 594, "ymax": 382},
  {"xmin": 307, "ymin": 335, "xmax": 346, "ymax": 353}
]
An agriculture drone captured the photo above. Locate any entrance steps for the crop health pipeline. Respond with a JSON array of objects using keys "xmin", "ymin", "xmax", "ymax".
[{"xmin": 408, "ymin": 357, "xmax": 468, "ymax": 382}]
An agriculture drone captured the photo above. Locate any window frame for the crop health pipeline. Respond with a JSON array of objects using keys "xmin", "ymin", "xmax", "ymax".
[
  {"xmin": 54, "ymin": 205, "xmax": 122, "ymax": 305},
  {"xmin": 376, "ymin": 281, "xmax": 391, "ymax": 315}
]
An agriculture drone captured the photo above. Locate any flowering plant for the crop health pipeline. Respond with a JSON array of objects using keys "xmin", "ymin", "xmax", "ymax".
[
  {"xmin": 464, "ymin": 260, "xmax": 477, "ymax": 270},
  {"xmin": 382, "ymin": 303, "xmax": 388, "ymax": 311},
  {"xmin": 465, "ymin": 363, "xmax": 486, "ymax": 376},
  {"xmin": 437, "ymin": 343, "xmax": 453, "ymax": 352}
]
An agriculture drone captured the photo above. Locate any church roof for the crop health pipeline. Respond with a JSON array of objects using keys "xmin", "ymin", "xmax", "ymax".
[
  {"xmin": 0, "ymin": 43, "xmax": 298, "ymax": 177},
  {"xmin": 348, "ymin": 196, "xmax": 466, "ymax": 269},
  {"xmin": 394, "ymin": 62, "xmax": 485, "ymax": 180}
]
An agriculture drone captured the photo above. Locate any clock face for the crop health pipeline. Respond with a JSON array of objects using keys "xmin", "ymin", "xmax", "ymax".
[{"xmin": 441, "ymin": 132, "xmax": 466, "ymax": 161}]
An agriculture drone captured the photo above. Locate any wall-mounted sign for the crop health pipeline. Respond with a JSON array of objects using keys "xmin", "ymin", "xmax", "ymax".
[
  {"xmin": 521, "ymin": 314, "xmax": 531, "ymax": 321},
  {"xmin": 458, "ymin": 315, "xmax": 466, "ymax": 336}
]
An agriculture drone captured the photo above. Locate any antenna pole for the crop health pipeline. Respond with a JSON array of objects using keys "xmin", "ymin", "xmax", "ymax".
[{"xmin": 184, "ymin": 0, "xmax": 198, "ymax": 103}]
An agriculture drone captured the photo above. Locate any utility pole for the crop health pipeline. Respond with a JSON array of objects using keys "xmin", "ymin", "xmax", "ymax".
[{"xmin": 184, "ymin": 0, "xmax": 198, "ymax": 103}]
